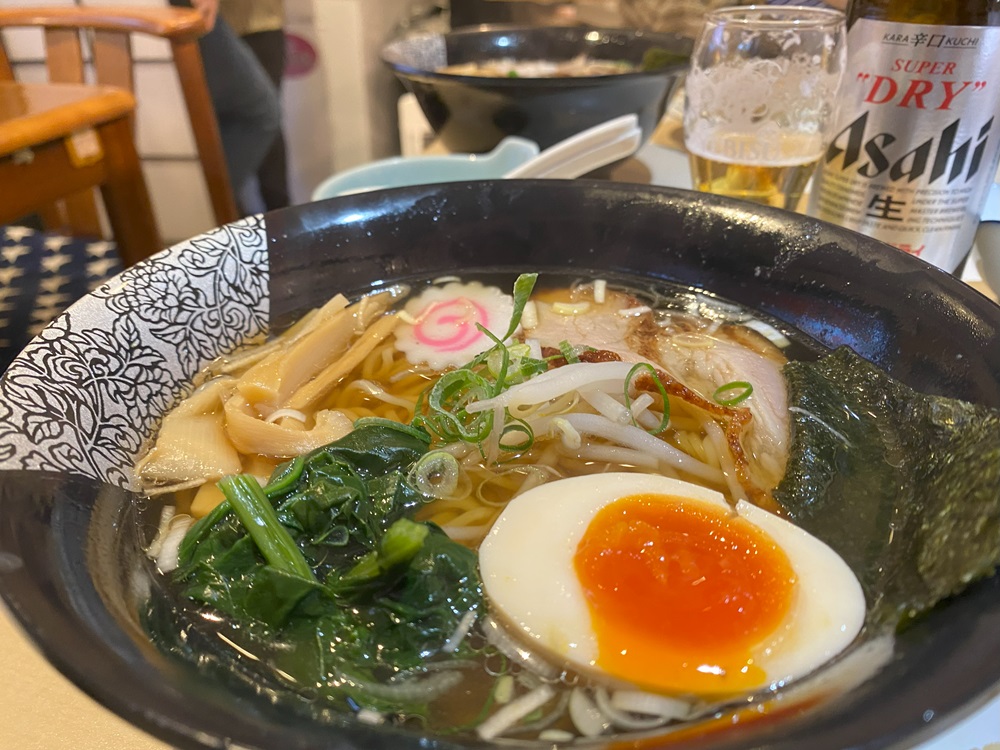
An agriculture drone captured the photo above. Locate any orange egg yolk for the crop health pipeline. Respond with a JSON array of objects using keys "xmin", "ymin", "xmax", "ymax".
[{"xmin": 573, "ymin": 493, "xmax": 797, "ymax": 696}]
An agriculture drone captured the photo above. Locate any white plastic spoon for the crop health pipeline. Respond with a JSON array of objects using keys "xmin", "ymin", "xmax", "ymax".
[{"xmin": 502, "ymin": 114, "xmax": 642, "ymax": 180}]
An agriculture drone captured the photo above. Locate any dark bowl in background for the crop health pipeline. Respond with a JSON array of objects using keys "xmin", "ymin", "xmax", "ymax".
[
  {"xmin": 381, "ymin": 25, "xmax": 692, "ymax": 153},
  {"xmin": 1, "ymin": 181, "xmax": 1000, "ymax": 750}
]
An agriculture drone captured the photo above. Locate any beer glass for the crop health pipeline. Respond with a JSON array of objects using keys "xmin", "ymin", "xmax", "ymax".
[{"xmin": 683, "ymin": 6, "xmax": 846, "ymax": 211}]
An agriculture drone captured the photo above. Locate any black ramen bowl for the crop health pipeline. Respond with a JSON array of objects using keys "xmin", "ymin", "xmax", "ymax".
[
  {"xmin": 381, "ymin": 25, "xmax": 691, "ymax": 153},
  {"xmin": 1, "ymin": 181, "xmax": 1000, "ymax": 750}
]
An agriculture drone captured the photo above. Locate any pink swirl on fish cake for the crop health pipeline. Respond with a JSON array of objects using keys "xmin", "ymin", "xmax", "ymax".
[{"xmin": 413, "ymin": 297, "xmax": 489, "ymax": 352}]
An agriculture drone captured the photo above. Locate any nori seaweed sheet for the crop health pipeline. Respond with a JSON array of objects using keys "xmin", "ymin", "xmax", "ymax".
[{"xmin": 774, "ymin": 347, "xmax": 1000, "ymax": 630}]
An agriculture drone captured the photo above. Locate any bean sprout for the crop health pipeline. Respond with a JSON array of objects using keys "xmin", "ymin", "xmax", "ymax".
[
  {"xmin": 569, "ymin": 687, "xmax": 611, "ymax": 737},
  {"xmin": 476, "ymin": 684, "xmax": 556, "ymax": 740},
  {"xmin": 441, "ymin": 610, "xmax": 477, "ymax": 654},
  {"xmin": 481, "ymin": 614, "xmax": 561, "ymax": 680}
]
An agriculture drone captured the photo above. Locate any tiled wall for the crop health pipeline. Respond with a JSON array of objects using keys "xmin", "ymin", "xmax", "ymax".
[{"xmin": 2, "ymin": 0, "xmax": 415, "ymax": 243}]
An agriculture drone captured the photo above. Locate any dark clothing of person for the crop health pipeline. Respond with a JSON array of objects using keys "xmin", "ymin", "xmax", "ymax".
[
  {"xmin": 168, "ymin": 0, "xmax": 281, "ymax": 214},
  {"xmin": 241, "ymin": 28, "xmax": 289, "ymax": 210}
]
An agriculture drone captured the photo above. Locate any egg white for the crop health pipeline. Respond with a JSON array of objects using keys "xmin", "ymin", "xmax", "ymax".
[{"xmin": 478, "ymin": 472, "xmax": 865, "ymax": 696}]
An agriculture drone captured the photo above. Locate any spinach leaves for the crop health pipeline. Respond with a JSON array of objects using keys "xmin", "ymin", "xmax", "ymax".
[{"xmin": 167, "ymin": 418, "xmax": 484, "ymax": 716}]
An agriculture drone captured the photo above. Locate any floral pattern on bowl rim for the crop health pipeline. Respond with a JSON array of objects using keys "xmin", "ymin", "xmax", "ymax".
[{"xmin": 0, "ymin": 216, "xmax": 268, "ymax": 488}]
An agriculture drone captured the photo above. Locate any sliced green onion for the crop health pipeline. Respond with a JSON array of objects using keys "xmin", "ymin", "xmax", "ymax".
[
  {"xmin": 412, "ymin": 273, "xmax": 539, "ymax": 451},
  {"xmin": 558, "ymin": 340, "xmax": 580, "ymax": 364},
  {"xmin": 353, "ymin": 416, "xmax": 431, "ymax": 443},
  {"xmin": 508, "ymin": 355, "xmax": 548, "ymax": 385},
  {"xmin": 488, "ymin": 341, "xmax": 546, "ymax": 386},
  {"xmin": 713, "ymin": 381, "xmax": 754, "ymax": 406},
  {"xmin": 501, "ymin": 273, "xmax": 538, "ymax": 342},
  {"xmin": 624, "ymin": 362, "xmax": 671, "ymax": 434},
  {"xmin": 424, "ymin": 369, "xmax": 495, "ymax": 442},
  {"xmin": 521, "ymin": 706, "xmax": 546, "ymax": 724},
  {"xmin": 409, "ymin": 450, "xmax": 461, "ymax": 499},
  {"xmin": 466, "ymin": 274, "xmax": 538, "ymax": 369},
  {"xmin": 494, "ymin": 674, "xmax": 515, "ymax": 704},
  {"xmin": 487, "ymin": 343, "xmax": 520, "ymax": 379},
  {"xmin": 498, "ymin": 414, "xmax": 534, "ymax": 453},
  {"xmin": 475, "ymin": 326, "xmax": 512, "ymax": 396}
]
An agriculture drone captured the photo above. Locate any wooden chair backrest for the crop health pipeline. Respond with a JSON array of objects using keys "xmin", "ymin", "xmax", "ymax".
[{"xmin": 0, "ymin": 6, "xmax": 238, "ymax": 230}]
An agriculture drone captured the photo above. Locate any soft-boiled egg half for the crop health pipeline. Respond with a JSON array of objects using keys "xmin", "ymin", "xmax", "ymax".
[{"xmin": 479, "ymin": 473, "xmax": 865, "ymax": 698}]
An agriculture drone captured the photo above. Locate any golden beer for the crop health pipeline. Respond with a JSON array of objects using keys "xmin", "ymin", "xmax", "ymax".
[
  {"xmin": 688, "ymin": 153, "xmax": 819, "ymax": 212},
  {"xmin": 686, "ymin": 131, "xmax": 824, "ymax": 211}
]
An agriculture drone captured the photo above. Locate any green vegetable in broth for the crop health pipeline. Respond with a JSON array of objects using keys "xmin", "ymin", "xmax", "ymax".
[
  {"xmin": 775, "ymin": 347, "xmax": 1000, "ymax": 630},
  {"xmin": 640, "ymin": 47, "xmax": 687, "ymax": 72},
  {"xmin": 162, "ymin": 419, "xmax": 484, "ymax": 715},
  {"xmin": 218, "ymin": 474, "xmax": 317, "ymax": 583}
]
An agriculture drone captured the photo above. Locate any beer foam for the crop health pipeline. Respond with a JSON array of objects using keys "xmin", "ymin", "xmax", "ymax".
[{"xmin": 685, "ymin": 52, "xmax": 839, "ymax": 165}]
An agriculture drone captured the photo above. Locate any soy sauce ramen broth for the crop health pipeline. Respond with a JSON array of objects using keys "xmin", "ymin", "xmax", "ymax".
[
  {"xmin": 438, "ymin": 55, "xmax": 637, "ymax": 78},
  {"xmin": 137, "ymin": 271, "xmax": 840, "ymax": 743}
]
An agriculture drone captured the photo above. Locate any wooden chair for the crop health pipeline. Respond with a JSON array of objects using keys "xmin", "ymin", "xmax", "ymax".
[
  {"xmin": 0, "ymin": 79, "xmax": 159, "ymax": 267},
  {"xmin": 0, "ymin": 5, "xmax": 239, "ymax": 260}
]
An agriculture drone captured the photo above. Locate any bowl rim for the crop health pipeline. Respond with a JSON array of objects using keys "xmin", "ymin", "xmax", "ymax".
[{"xmin": 380, "ymin": 23, "xmax": 693, "ymax": 85}]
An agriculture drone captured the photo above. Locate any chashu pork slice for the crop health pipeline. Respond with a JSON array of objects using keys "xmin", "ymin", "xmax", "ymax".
[
  {"xmin": 652, "ymin": 322, "xmax": 790, "ymax": 492},
  {"xmin": 521, "ymin": 287, "xmax": 656, "ymax": 363},
  {"xmin": 523, "ymin": 285, "xmax": 790, "ymax": 496}
]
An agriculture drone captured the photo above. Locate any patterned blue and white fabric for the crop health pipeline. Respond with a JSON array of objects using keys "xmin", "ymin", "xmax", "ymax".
[{"xmin": 0, "ymin": 227, "xmax": 122, "ymax": 373}]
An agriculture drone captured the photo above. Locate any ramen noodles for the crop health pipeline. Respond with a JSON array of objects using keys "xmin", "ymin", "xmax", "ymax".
[{"xmin": 139, "ymin": 273, "xmax": 868, "ymax": 741}]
